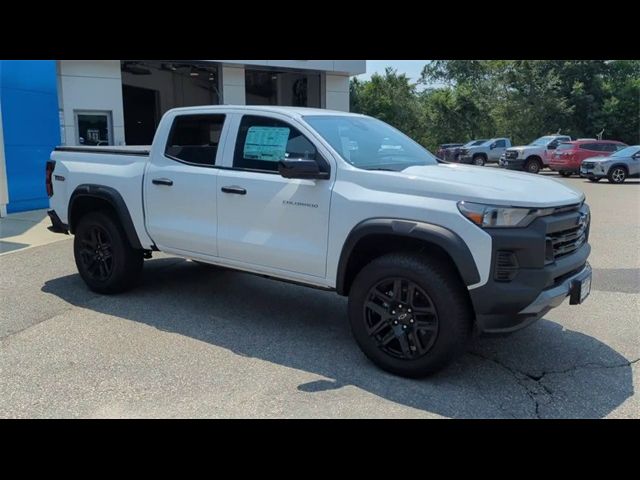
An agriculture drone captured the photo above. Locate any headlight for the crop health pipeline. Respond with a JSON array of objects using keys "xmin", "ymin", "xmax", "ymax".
[{"xmin": 457, "ymin": 201, "xmax": 554, "ymax": 228}]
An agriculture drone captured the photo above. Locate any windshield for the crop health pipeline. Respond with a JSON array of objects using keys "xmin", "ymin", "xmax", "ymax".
[
  {"xmin": 304, "ymin": 115, "xmax": 438, "ymax": 171},
  {"xmin": 465, "ymin": 139, "xmax": 488, "ymax": 147},
  {"xmin": 612, "ymin": 145, "xmax": 640, "ymax": 157},
  {"xmin": 529, "ymin": 136, "xmax": 556, "ymax": 146}
]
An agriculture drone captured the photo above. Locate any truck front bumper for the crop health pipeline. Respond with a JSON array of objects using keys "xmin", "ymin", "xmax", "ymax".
[
  {"xmin": 500, "ymin": 158, "xmax": 526, "ymax": 170},
  {"xmin": 458, "ymin": 155, "xmax": 474, "ymax": 164},
  {"xmin": 468, "ymin": 203, "xmax": 591, "ymax": 335}
]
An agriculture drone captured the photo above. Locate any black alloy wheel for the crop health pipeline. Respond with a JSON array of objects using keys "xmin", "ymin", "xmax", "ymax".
[
  {"xmin": 363, "ymin": 277, "xmax": 439, "ymax": 359},
  {"xmin": 77, "ymin": 224, "xmax": 114, "ymax": 282}
]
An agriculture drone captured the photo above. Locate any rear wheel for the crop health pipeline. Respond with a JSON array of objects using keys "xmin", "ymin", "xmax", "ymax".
[
  {"xmin": 348, "ymin": 253, "xmax": 473, "ymax": 378},
  {"xmin": 525, "ymin": 158, "xmax": 542, "ymax": 174},
  {"xmin": 607, "ymin": 166, "xmax": 627, "ymax": 184},
  {"xmin": 74, "ymin": 211, "xmax": 143, "ymax": 294}
]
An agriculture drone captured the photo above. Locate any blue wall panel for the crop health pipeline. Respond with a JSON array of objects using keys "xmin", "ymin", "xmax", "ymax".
[{"xmin": 0, "ymin": 60, "xmax": 60, "ymax": 213}]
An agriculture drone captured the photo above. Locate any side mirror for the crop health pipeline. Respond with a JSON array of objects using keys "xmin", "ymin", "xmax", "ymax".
[
  {"xmin": 632, "ymin": 152, "xmax": 640, "ymax": 160},
  {"xmin": 547, "ymin": 143, "xmax": 558, "ymax": 150},
  {"xmin": 489, "ymin": 143, "xmax": 496, "ymax": 149},
  {"xmin": 278, "ymin": 158, "xmax": 329, "ymax": 180}
]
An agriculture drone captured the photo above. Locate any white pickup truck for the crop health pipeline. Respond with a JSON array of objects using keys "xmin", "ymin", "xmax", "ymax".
[
  {"xmin": 501, "ymin": 135, "xmax": 572, "ymax": 173},
  {"xmin": 46, "ymin": 106, "xmax": 592, "ymax": 377}
]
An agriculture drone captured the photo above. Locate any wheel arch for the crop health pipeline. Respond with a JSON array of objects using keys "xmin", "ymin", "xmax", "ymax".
[
  {"xmin": 608, "ymin": 163, "xmax": 629, "ymax": 174},
  {"xmin": 336, "ymin": 219, "xmax": 481, "ymax": 296},
  {"xmin": 68, "ymin": 184, "xmax": 143, "ymax": 250}
]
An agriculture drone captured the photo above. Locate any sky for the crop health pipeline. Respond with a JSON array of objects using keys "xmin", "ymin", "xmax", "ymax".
[{"xmin": 356, "ymin": 60, "xmax": 431, "ymax": 82}]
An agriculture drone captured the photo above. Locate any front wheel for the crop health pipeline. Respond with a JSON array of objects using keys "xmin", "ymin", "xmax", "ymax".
[
  {"xmin": 607, "ymin": 166, "xmax": 627, "ymax": 184},
  {"xmin": 348, "ymin": 253, "xmax": 473, "ymax": 378},
  {"xmin": 524, "ymin": 158, "xmax": 542, "ymax": 174},
  {"xmin": 74, "ymin": 211, "xmax": 143, "ymax": 294},
  {"xmin": 473, "ymin": 155, "xmax": 486, "ymax": 166},
  {"xmin": 559, "ymin": 170, "xmax": 572, "ymax": 177}
]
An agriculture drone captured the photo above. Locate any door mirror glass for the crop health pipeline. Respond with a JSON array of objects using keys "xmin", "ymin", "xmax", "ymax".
[{"xmin": 278, "ymin": 158, "xmax": 328, "ymax": 179}]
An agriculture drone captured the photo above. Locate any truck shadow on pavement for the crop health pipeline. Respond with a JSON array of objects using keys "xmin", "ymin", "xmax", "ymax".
[{"xmin": 42, "ymin": 257, "xmax": 634, "ymax": 419}]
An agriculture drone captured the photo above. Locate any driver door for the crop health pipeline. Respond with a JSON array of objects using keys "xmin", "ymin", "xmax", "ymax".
[{"xmin": 216, "ymin": 113, "xmax": 333, "ymax": 278}]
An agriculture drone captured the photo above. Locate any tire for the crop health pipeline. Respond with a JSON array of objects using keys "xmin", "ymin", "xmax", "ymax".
[
  {"xmin": 559, "ymin": 170, "xmax": 572, "ymax": 177},
  {"xmin": 348, "ymin": 252, "xmax": 473, "ymax": 378},
  {"xmin": 73, "ymin": 211, "xmax": 143, "ymax": 294},
  {"xmin": 588, "ymin": 177, "xmax": 601, "ymax": 183},
  {"xmin": 607, "ymin": 166, "xmax": 627, "ymax": 184},
  {"xmin": 524, "ymin": 158, "xmax": 542, "ymax": 174},
  {"xmin": 472, "ymin": 155, "xmax": 486, "ymax": 166}
]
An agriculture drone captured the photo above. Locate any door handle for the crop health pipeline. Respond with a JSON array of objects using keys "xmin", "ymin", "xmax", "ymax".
[
  {"xmin": 221, "ymin": 186, "xmax": 247, "ymax": 195},
  {"xmin": 152, "ymin": 178, "xmax": 173, "ymax": 186}
]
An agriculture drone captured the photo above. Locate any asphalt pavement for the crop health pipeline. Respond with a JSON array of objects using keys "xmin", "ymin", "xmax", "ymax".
[{"xmin": 0, "ymin": 173, "xmax": 638, "ymax": 418}]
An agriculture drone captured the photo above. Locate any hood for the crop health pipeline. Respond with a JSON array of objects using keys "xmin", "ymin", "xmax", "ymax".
[
  {"xmin": 361, "ymin": 163, "xmax": 585, "ymax": 208},
  {"xmin": 583, "ymin": 155, "xmax": 612, "ymax": 163},
  {"xmin": 509, "ymin": 145, "xmax": 538, "ymax": 152}
]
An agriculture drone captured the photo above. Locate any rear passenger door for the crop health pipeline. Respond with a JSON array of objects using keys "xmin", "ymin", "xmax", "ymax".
[
  {"xmin": 215, "ymin": 113, "xmax": 333, "ymax": 279},
  {"xmin": 144, "ymin": 114, "xmax": 227, "ymax": 255}
]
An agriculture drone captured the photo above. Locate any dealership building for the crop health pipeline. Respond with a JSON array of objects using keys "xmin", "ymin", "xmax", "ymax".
[{"xmin": 0, "ymin": 60, "xmax": 366, "ymax": 215}]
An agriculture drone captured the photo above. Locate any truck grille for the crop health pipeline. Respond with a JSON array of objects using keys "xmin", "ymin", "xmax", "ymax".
[
  {"xmin": 546, "ymin": 216, "xmax": 589, "ymax": 261},
  {"xmin": 505, "ymin": 150, "xmax": 518, "ymax": 159}
]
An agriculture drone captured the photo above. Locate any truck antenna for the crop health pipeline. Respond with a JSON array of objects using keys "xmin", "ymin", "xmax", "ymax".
[{"xmin": 597, "ymin": 128, "xmax": 604, "ymax": 140}]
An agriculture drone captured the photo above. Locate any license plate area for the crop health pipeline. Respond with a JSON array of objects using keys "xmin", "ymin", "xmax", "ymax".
[{"xmin": 569, "ymin": 272, "xmax": 591, "ymax": 305}]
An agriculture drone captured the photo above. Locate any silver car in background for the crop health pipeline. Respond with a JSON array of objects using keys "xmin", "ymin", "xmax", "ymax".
[{"xmin": 580, "ymin": 145, "xmax": 640, "ymax": 184}]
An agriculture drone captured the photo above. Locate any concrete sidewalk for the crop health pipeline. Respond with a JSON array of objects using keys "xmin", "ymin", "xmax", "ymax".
[{"xmin": 0, "ymin": 209, "xmax": 69, "ymax": 255}]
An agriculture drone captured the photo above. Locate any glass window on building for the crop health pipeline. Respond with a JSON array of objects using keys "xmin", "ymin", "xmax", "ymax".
[
  {"xmin": 75, "ymin": 111, "xmax": 113, "ymax": 146},
  {"xmin": 245, "ymin": 69, "xmax": 321, "ymax": 108},
  {"xmin": 121, "ymin": 61, "xmax": 221, "ymax": 145}
]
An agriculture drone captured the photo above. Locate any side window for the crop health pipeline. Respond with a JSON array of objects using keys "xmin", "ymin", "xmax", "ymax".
[
  {"xmin": 580, "ymin": 143, "xmax": 599, "ymax": 151},
  {"xmin": 165, "ymin": 114, "xmax": 225, "ymax": 166},
  {"xmin": 233, "ymin": 115, "xmax": 322, "ymax": 172},
  {"xmin": 602, "ymin": 143, "xmax": 619, "ymax": 152},
  {"xmin": 494, "ymin": 139, "xmax": 506, "ymax": 148}
]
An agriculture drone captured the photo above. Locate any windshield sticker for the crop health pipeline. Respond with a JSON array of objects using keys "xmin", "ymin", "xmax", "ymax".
[{"xmin": 244, "ymin": 127, "xmax": 290, "ymax": 161}]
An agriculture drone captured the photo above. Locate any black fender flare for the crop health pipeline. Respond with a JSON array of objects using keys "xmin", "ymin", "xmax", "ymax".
[
  {"xmin": 68, "ymin": 184, "xmax": 143, "ymax": 250},
  {"xmin": 336, "ymin": 218, "xmax": 481, "ymax": 295}
]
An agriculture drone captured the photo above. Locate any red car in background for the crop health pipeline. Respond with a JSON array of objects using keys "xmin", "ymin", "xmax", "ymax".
[{"xmin": 549, "ymin": 139, "xmax": 627, "ymax": 176}]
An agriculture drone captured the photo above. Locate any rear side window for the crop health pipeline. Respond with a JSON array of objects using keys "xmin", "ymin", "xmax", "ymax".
[
  {"xmin": 233, "ymin": 115, "xmax": 322, "ymax": 172},
  {"xmin": 165, "ymin": 114, "xmax": 225, "ymax": 166},
  {"xmin": 579, "ymin": 143, "xmax": 600, "ymax": 151},
  {"xmin": 601, "ymin": 143, "xmax": 623, "ymax": 152}
]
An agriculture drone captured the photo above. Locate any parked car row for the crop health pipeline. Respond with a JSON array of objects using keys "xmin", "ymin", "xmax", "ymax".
[{"xmin": 438, "ymin": 134, "xmax": 639, "ymax": 183}]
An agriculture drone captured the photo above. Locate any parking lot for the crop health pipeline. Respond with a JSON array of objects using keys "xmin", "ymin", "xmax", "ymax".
[{"xmin": 0, "ymin": 172, "xmax": 638, "ymax": 418}]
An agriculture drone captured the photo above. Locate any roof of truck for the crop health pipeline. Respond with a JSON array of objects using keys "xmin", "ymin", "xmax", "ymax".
[{"xmin": 167, "ymin": 105, "xmax": 365, "ymax": 118}]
